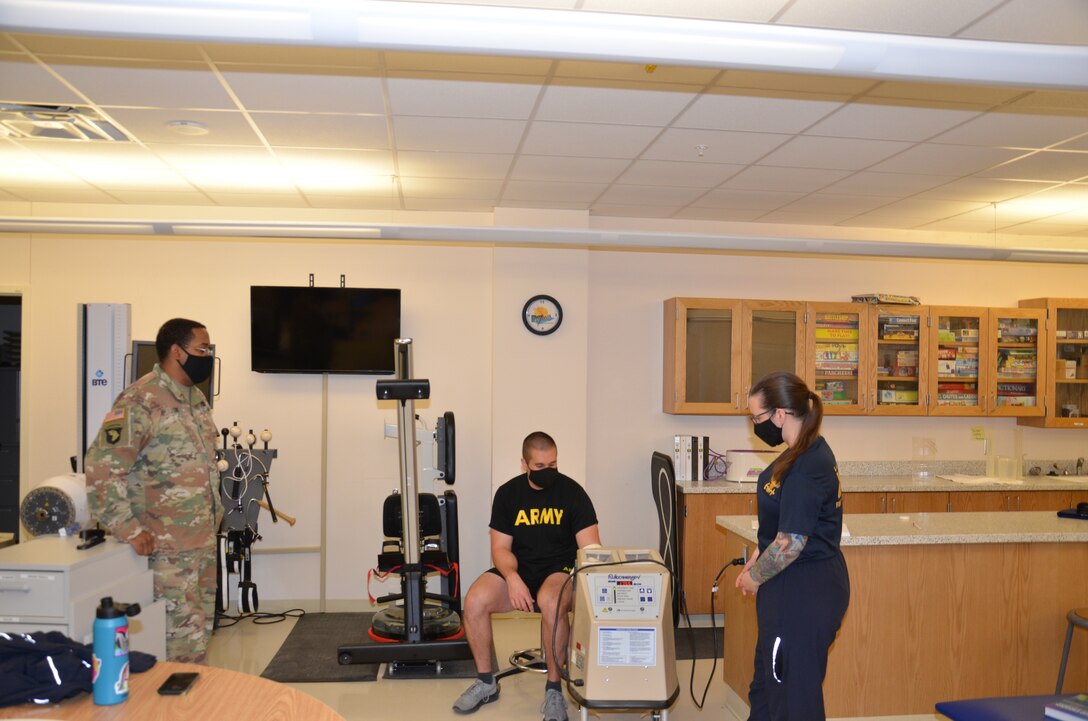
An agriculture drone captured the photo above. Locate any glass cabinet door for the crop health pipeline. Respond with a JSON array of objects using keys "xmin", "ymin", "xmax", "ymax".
[
  {"xmin": 741, "ymin": 301, "xmax": 805, "ymax": 412},
  {"xmin": 929, "ymin": 307, "xmax": 986, "ymax": 416},
  {"xmin": 663, "ymin": 298, "xmax": 744, "ymax": 414},
  {"xmin": 991, "ymin": 309, "xmax": 1045, "ymax": 417},
  {"xmin": 1052, "ymin": 307, "xmax": 1088, "ymax": 425},
  {"xmin": 870, "ymin": 306, "xmax": 929, "ymax": 416},
  {"xmin": 805, "ymin": 303, "xmax": 868, "ymax": 414}
]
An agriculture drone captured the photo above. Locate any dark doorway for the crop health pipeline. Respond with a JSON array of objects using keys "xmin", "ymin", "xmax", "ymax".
[{"xmin": 0, "ymin": 295, "xmax": 21, "ymax": 540}]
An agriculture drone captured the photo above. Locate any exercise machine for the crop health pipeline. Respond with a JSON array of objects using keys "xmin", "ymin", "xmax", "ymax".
[{"xmin": 337, "ymin": 338, "xmax": 471, "ymax": 676}]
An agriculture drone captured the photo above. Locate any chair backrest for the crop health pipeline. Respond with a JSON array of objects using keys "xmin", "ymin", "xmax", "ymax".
[
  {"xmin": 650, "ymin": 452, "xmax": 680, "ymax": 624},
  {"xmin": 382, "ymin": 492, "xmax": 444, "ymax": 538}
]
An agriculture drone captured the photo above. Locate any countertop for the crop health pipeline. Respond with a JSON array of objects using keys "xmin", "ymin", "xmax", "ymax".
[
  {"xmin": 717, "ymin": 510, "xmax": 1088, "ymax": 546},
  {"xmin": 679, "ymin": 474, "xmax": 1088, "ymax": 494}
]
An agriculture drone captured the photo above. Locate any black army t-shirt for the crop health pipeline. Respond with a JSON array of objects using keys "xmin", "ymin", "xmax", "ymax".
[{"xmin": 490, "ymin": 472, "xmax": 598, "ymax": 580}]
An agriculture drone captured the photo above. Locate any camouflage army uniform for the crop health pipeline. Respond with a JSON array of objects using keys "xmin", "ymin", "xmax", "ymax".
[{"xmin": 85, "ymin": 363, "xmax": 222, "ymax": 663}]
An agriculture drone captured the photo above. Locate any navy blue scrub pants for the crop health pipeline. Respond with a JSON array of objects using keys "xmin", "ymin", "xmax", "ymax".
[{"xmin": 747, "ymin": 552, "xmax": 850, "ymax": 721}]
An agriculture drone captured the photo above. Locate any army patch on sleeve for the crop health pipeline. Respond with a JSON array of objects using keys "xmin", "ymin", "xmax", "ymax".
[
  {"xmin": 104, "ymin": 407, "xmax": 125, "ymax": 422},
  {"xmin": 105, "ymin": 427, "xmax": 123, "ymax": 445}
]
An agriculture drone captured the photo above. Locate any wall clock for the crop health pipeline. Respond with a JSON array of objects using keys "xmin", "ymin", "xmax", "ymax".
[{"xmin": 522, "ymin": 295, "xmax": 562, "ymax": 336}]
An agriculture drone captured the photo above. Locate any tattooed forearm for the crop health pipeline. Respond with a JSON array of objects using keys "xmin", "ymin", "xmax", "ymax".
[{"xmin": 748, "ymin": 532, "xmax": 807, "ymax": 584}]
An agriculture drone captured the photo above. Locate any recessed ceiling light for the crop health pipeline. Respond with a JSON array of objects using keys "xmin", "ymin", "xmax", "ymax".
[{"xmin": 166, "ymin": 120, "xmax": 209, "ymax": 136}]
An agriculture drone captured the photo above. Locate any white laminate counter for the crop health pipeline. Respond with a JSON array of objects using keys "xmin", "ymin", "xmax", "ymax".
[
  {"xmin": 717, "ymin": 510, "xmax": 1088, "ymax": 546},
  {"xmin": 679, "ymin": 474, "xmax": 1088, "ymax": 494}
]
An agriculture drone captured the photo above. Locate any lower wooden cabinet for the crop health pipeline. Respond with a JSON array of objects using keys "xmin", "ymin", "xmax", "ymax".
[
  {"xmin": 677, "ymin": 491, "xmax": 755, "ymax": 615},
  {"xmin": 947, "ymin": 489, "xmax": 1074, "ymax": 511},
  {"xmin": 844, "ymin": 491, "xmax": 949, "ymax": 514}
]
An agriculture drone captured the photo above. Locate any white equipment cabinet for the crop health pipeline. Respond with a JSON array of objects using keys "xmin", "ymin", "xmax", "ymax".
[{"xmin": 0, "ymin": 535, "xmax": 166, "ymax": 659}]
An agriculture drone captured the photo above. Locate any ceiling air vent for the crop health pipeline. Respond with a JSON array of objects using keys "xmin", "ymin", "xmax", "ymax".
[{"xmin": 0, "ymin": 103, "xmax": 129, "ymax": 142}]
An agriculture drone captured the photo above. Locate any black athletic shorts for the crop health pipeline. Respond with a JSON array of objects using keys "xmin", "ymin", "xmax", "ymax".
[{"xmin": 486, "ymin": 562, "xmax": 572, "ymax": 603}]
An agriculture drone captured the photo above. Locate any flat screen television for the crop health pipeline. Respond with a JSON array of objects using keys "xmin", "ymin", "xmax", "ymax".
[
  {"xmin": 130, "ymin": 340, "xmax": 215, "ymax": 407},
  {"xmin": 250, "ymin": 286, "xmax": 401, "ymax": 374}
]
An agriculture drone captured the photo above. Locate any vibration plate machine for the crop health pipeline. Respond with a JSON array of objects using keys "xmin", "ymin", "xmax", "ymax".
[{"xmin": 337, "ymin": 338, "xmax": 471, "ymax": 676}]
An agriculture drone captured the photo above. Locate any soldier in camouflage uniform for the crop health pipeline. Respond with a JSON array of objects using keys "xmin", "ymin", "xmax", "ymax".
[{"xmin": 85, "ymin": 318, "xmax": 222, "ymax": 663}]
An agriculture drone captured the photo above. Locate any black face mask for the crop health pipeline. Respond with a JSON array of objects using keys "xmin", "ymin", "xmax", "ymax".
[
  {"xmin": 529, "ymin": 467, "xmax": 560, "ymax": 490},
  {"xmin": 180, "ymin": 351, "xmax": 214, "ymax": 385},
  {"xmin": 753, "ymin": 417, "xmax": 784, "ymax": 448}
]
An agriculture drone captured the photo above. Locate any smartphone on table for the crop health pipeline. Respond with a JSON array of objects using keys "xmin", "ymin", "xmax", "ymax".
[{"xmin": 157, "ymin": 672, "xmax": 200, "ymax": 695}]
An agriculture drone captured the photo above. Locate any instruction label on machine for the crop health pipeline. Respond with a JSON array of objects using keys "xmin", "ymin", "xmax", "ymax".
[
  {"xmin": 597, "ymin": 627, "xmax": 657, "ymax": 667},
  {"xmin": 589, "ymin": 572, "xmax": 661, "ymax": 619}
]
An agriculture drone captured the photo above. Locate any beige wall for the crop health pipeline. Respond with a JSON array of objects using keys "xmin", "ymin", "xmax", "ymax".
[{"xmin": 4, "ymin": 233, "xmax": 1088, "ymax": 603}]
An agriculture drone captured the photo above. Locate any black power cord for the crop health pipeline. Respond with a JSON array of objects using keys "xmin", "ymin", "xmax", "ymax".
[{"xmin": 685, "ymin": 555, "xmax": 747, "ymax": 710}]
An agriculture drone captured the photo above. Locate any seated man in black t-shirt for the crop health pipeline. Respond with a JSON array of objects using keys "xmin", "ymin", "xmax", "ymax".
[{"xmin": 453, "ymin": 431, "xmax": 600, "ymax": 721}]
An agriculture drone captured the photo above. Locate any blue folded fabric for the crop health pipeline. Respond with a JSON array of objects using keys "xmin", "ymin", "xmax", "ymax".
[{"xmin": 936, "ymin": 693, "xmax": 1082, "ymax": 721}]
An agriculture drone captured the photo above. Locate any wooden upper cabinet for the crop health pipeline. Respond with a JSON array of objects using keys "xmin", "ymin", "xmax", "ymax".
[
  {"xmin": 1020, "ymin": 298, "xmax": 1088, "ymax": 428},
  {"xmin": 927, "ymin": 306, "xmax": 987, "ymax": 416},
  {"xmin": 868, "ymin": 305, "xmax": 930, "ymax": 416},
  {"xmin": 990, "ymin": 308, "xmax": 1046, "ymax": 418},
  {"xmin": 805, "ymin": 302, "xmax": 871, "ymax": 415},
  {"xmin": 664, "ymin": 298, "xmax": 744, "ymax": 414},
  {"xmin": 664, "ymin": 298, "xmax": 804, "ymax": 415}
]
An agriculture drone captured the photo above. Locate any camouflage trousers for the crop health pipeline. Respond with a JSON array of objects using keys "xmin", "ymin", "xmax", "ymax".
[{"xmin": 151, "ymin": 548, "xmax": 217, "ymax": 663}]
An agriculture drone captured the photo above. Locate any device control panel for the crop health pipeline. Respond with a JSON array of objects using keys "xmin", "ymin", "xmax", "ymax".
[{"xmin": 588, "ymin": 572, "xmax": 661, "ymax": 620}]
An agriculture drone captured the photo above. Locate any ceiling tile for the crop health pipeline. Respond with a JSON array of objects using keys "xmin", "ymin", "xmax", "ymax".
[
  {"xmin": 554, "ymin": 61, "xmax": 718, "ymax": 86},
  {"xmin": 722, "ymin": 165, "xmax": 851, "ymax": 192},
  {"xmin": 396, "ymin": 150, "xmax": 513, "ymax": 179},
  {"xmin": 536, "ymin": 82, "xmax": 698, "ymax": 126},
  {"xmin": 956, "ymin": 0, "xmax": 1088, "ymax": 45},
  {"xmin": 275, "ymin": 148, "xmax": 396, "ymax": 193},
  {"xmin": 16, "ymin": 34, "xmax": 204, "ymax": 61},
  {"xmin": 979, "ymin": 150, "xmax": 1088, "ymax": 182},
  {"xmin": 775, "ymin": 193, "xmax": 893, "ymax": 214},
  {"xmin": 675, "ymin": 91, "xmax": 845, "ymax": 134},
  {"xmin": 2, "ymin": 187, "xmax": 119, "ymax": 203},
  {"xmin": 0, "ymin": 187, "xmax": 25, "ymax": 200},
  {"xmin": 498, "ymin": 199, "xmax": 590, "ymax": 210},
  {"xmin": 642, "ymin": 128, "xmax": 789, "ymax": 164},
  {"xmin": 818, "ymin": 171, "xmax": 953, "ymax": 197},
  {"xmin": 596, "ymin": 184, "xmax": 707, "ymax": 206},
  {"xmin": 520, "ymin": 121, "xmax": 659, "ymax": 159},
  {"xmin": 844, "ymin": 198, "xmax": 989, "ymax": 226},
  {"xmin": 932, "ymin": 112, "xmax": 1088, "ymax": 149},
  {"xmin": 304, "ymin": 194, "xmax": 402, "ymax": 210},
  {"xmin": 252, "ymin": 112, "xmax": 389, "ymax": 150},
  {"xmin": 693, "ymin": 188, "xmax": 805, "ymax": 210},
  {"xmin": 775, "ymin": 0, "xmax": 1006, "ymax": 36},
  {"xmin": 107, "ymin": 189, "xmax": 215, "ymax": 205},
  {"xmin": 148, "ymin": 145, "xmax": 297, "ymax": 191},
  {"xmin": 221, "ymin": 68, "xmax": 385, "ymax": 114},
  {"xmin": 399, "ymin": 177, "xmax": 503, "ymax": 199},
  {"xmin": 807, "ymin": 101, "xmax": 983, "ymax": 141},
  {"xmin": 760, "ymin": 136, "xmax": 913, "ymax": 170},
  {"xmin": 617, "ymin": 159, "xmax": 744, "ymax": 187},
  {"xmin": 867, "ymin": 143, "xmax": 1022, "ymax": 175},
  {"xmin": 1005, "ymin": 91, "xmax": 1088, "ymax": 113},
  {"xmin": 1002, "ymin": 222, "xmax": 1088, "ymax": 236},
  {"xmin": 30, "ymin": 143, "xmax": 193, "ymax": 191},
  {"xmin": 503, "ymin": 180, "xmax": 607, "ymax": 202},
  {"xmin": 104, "ymin": 108, "xmax": 261, "ymax": 145},
  {"xmin": 394, "ymin": 116, "xmax": 527, "ymax": 153},
  {"xmin": 0, "ymin": 57, "xmax": 85, "ymax": 105},
  {"xmin": 864, "ymin": 81, "xmax": 1025, "ymax": 106},
  {"xmin": 758, "ymin": 208, "xmax": 873, "ymax": 225},
  {"xmin": 912, "ymin": 177, "xmax": 1050, "ymax": 202},
  {"xmin": 205, "ymin": 192, "xmax": 309, "ymax": 207},
  {"xmin": 50, "ymin": 59, "xmax": 235, "ymax": 109},
  {"xmin": 510, "ymin": 155, "xmax": 629, "ymax": 183},
  {"xmin": 387, "ymin": 75, "xmax": 542, "ymax": 119},
  {"xmin": 404, "ymin": 197, "xmax": 496, "ymax": 211},
  {"xmin": 672, "ymin": 206, "xmax": 767, "ymax": 221},
  {"xmin": 589, "ymin": 203, "xmax": 682, "ymax": 218},
  {"xmin": 0, "ymin": 148, "xmax": 90, "ymax": 187}
]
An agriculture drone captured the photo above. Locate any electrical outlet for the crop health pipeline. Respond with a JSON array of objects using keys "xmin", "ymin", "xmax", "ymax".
[{"xmin": 384, "ymin": 422, "xmax": 398, "ymax": 438}]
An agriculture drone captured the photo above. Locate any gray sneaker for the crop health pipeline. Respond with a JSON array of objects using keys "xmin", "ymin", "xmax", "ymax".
[
  {"xmin": 452, "ymin": 678, "xmax": 500, "ymax": 714},
  {"xmin": 541, "ymin": 688, "xmax": 568, "ymax": 721}
]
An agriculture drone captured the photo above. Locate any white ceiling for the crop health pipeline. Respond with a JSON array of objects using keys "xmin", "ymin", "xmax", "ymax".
[{"xmin": 1, "ymin": 0, "xmax": 1087, "ymax": 260}]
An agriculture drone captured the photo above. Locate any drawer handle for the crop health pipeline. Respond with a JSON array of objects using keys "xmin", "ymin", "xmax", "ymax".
[{"xmin": 0, "ymin": 583, "xmax": 31, "ymax": 593}]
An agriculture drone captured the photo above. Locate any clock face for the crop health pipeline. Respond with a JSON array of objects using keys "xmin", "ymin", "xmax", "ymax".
[{"xmin": 523, "ymin": 295, "xmax": 562, "ymax": 336}]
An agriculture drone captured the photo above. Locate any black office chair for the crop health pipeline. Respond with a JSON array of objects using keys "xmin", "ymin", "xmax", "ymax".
[{"xmin": 650, "ymin": 451, "xmax": 680, "ymax": 626}]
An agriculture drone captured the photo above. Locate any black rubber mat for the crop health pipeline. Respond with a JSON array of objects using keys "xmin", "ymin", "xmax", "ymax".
[{"xmin": 261, "ymin": 612, "xmax": 380, "ymax": 683}]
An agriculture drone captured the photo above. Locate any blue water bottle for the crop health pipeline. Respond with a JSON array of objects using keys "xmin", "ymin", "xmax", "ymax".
[{"xmin": 92, "ymin": 597, "xmax": 141, "ymax": 705}]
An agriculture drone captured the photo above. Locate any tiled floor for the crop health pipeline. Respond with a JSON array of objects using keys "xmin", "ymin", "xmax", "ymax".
[{"xmin": 206, "ymin": 611, "xmax": 943, "ymax": 721}]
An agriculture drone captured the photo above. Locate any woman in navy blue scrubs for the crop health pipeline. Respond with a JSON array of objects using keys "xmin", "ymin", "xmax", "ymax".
[{"xmin": 735, "ymin": 371, "xmax": 850, "ymax": 721}]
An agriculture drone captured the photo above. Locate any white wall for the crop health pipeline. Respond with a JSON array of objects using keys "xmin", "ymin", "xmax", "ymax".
[{"xmin": 5, "ymin": 233, "xmax": 1088, "ymax": 603}]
